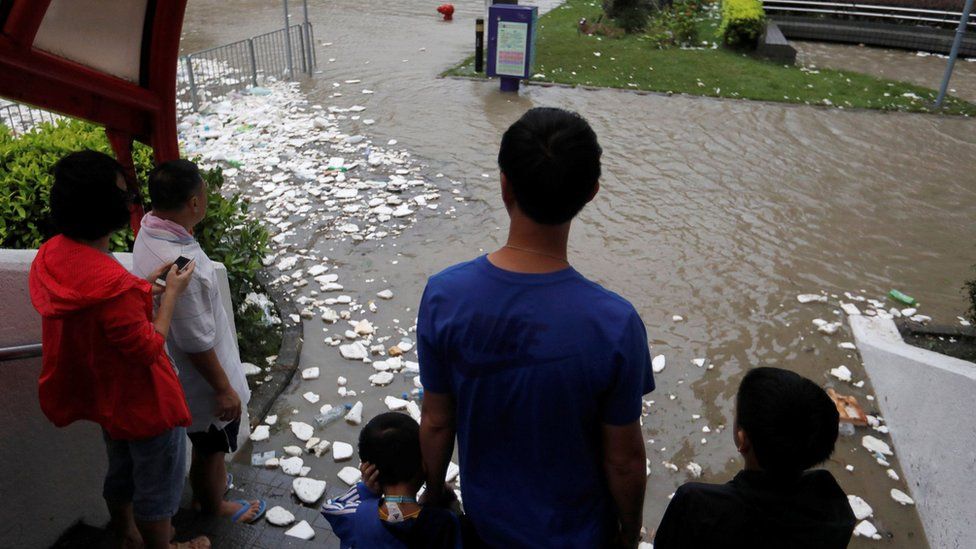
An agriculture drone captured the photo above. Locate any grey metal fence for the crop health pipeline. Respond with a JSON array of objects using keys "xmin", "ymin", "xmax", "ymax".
[
  {"xmin": 178, "ymin": 23, "xmax": 316, "ymax": 111},
  {"xmin": 1, "ymin": 23, "xmax": 318, "ymax": 133},
  {"xmin": 0, "ymin": 101, "xmax": 64, "ymax": 137}
]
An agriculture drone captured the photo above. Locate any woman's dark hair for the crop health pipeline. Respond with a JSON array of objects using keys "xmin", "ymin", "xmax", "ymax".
[
  {"xmin": 148, "ymin": 159, "xmax": 204, "ymax": 211},
  {"xmin": 358, "ymin": 412, "xmax": 422, "ymax": 486},
  {"xmin": 497, "ymin": 107, "xmax": 602, "ymax": 225},
  {"xmin": 50, "ymin": 150, "xmax": 130, "ymax": 241},
  {"xmin": 736, "ymin": 367, "xmax": 839, "ymax": 476}
]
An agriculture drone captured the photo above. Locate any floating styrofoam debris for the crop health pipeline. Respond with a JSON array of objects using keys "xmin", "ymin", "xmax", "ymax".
[
  {"xmin": 302, "ymin": 367, "xmax": 320, "ymax": 380},
  {"xmin": 385, "ymin": 395, "xmax": 409, "ymax": 411},
  {"xmin": 377, "ymin": 289, "xmax": 394, "ymax": 300},
  {"xmin": 890, "ymin": 489, "xmax": 915, "ymax": 505},
  {"xmin": 266, "ymin": 505, "xmax": 295, "ymax": 526},
  {"xmin": 406, "ymin": 400, "xmax": 422, "ymax": 422},
  {"xmin": 303, "ymin": 391, "xmax": 320, "ymax": 404},
  {"xmin": 243, "ymin": 362, "xmax": 263, "ymax": 376},
  {"xmin": 250, "ymin": 425, "xmax": 270, "ymax": 442},
  {"xmin": 652, "ymin": 355, "xmax": 666, "ymax": 373},
  {"xmin": 338, "ymin": 466, "xmax": 362, "ymax": 485},
  {"xmin": 285, "ymin": 520, "xmax": 315, "ymax": 540},
  {"xmin": 848, "ymin": 495, "xmax": 873, "ymax": 520},
  {"xmin": 313, "ymin": 440, "xmax": 332, "ymax": 457},
  {"xmin": 853, "ymin": 520, "xmax": 882, "ymax": 540},
  {"xmin": 280, "ymin": 456, "xmax": 304, "ymax": 476},
  {"xmin": 691, "ymin": 358, "xmax": 706, "ymax": 368},
  {"xmin": 818, "ymin": 322, "xmax": 842, "ymax": 335},
  {"xmin": 354, "ymin": 319, "xmax": 375, "ymax": 335},
  {"xmin": 345, "ymin": 401, "xmax": 364, "ymax": 425},
  {"xmin": 337, "ymin": 376, "xmax": 347, "ymax": 386},
  {"xmin": 797, "ymin": 294, "xmax": 827, "ymax": 303},
  {"xmin": 333, "ymin": 441, "xmax": 354, "ymax": 461},
  {"xmin": 838, "ymin": 342, "xmax": 856, "ymax": 350},
  {"xmin": 830, "ymin": 365, "xmax": 852, "ymax": 382},
  {"xmin": 340, "ymin": 342, "xmax": 368, "ymax": 360},
  {"xmin": 862, "ymin": 435, "xmax": 893, "ymax": 456},
  {"xmin": 265, "ymin": 414, "xmax": 278, "ymax": 425},
  {"xmin": 672, "ymin": 315, "xmax": 684, "ymax": 322},
  {"xmin": 840, "ymin": 302, "xmax": 861, "ymax": 316},
  {"xmin": 446, "ymin": 461, "xmax": 460, "ymax": 483},
  {"xmin": 291, "ymin": 421, "xmax": 314, "ymax": 442},
  {"xmin": 887, "ymin": 469, "xmax": 900, "ymax": 481},
  {"xmin": 901, "ymin": 308, "xmax": 917, "ymax": 317},
  {"xmin": 369, "ymin": 371, "xmax": 394, "ymax": 386},
  {"xmin": 685, "ymin": 462, "xmax": 702, "ymax": 478},
  {"xmin": 293, "ymin": 477, "xmax": 327, "ymax": 504},
  {"xmin": 283, "ymin": 445, "xmax": 303, "ymax": 457}
]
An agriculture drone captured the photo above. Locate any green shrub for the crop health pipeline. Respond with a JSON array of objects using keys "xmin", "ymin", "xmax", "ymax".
[
  {"xmin": 0, "ymin": 119, "xmax": 277, "ymax": 364},
  {"xmin": 719, "ymin": 0, "xmax": 765, "ymax": 48},
  {"xmin": 644, "ymin": 1, "xmax": 700, "ymax": 48},
  {"xmin": 604, "ymin": 0, "xmax": 655, "ymax": 33}
]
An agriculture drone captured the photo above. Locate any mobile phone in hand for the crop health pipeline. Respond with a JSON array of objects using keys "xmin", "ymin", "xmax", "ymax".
[{"xmin": 155, "ymin": 256, "xmax": 192, "ymax": 287}]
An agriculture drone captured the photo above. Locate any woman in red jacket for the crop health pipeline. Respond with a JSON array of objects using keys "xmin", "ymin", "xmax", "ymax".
[{"xmin": 30, "ymin": 151, "xmax": 207, "ymax": 549}]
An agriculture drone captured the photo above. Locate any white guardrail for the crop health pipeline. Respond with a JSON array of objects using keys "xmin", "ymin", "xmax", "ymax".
[{"xmin": 762, "ymin": 0, "xmax": 976, "ymax": 29}]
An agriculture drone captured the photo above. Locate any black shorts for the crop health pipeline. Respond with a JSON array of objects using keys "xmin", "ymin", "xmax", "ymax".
[{"xmin": 188, "ymin": 419, "xmax": 240, "ymax": 455}]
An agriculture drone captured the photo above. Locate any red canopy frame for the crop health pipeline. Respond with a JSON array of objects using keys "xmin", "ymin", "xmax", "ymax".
[{"xmin": 0, "ymin": 0, "xmax": 189, "ymax": 234}]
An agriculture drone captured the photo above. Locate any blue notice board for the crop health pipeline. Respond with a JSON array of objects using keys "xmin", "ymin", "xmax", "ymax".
[{"xmin": 486, "ymin": 4, "xmax": 538, "ymax": 79}]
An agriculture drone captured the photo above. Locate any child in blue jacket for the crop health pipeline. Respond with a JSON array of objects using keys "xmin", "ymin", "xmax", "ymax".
[{"xmin": 322, "ymin": 412, "xmax": 462, "ymax": 548}]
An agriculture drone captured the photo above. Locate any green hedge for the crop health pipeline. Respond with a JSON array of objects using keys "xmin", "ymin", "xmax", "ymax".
[
  {"xmin": 719, "ymin": 0, "xmax": 765, "ymax": 48},
  {"xmin": 0, "ymin": 119, "xmax": 277, "ymax": 364}
]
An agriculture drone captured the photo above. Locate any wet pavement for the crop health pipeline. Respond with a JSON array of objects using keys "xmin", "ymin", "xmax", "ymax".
[{"xmin": 178, "ymin": 1, "xmax": 976, "ymax": 547}]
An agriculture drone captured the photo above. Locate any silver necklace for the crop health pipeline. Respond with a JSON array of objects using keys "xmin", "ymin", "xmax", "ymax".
[{"xmin": 502, "ymin": 244, "xmax": 568, "ymax": 263}]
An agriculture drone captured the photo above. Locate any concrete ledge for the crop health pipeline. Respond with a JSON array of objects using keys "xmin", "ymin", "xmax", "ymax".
[
  {"xmin": 757, "ymin": 21, "xmax": 798, "ymax": 64},
  {"xmin": 850, "ymin": 315, "xmax": 976, "ymax": 549},
  {"xmin": 245, "ymin": 268, "xmax": 303, "ymax": 427}
]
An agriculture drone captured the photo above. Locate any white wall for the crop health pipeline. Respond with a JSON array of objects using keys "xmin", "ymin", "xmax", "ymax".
[
  {"xmin": 851, "ymin": 316, "xmax": 976, "ymax": 549},
  {"xmin": 0, "ymin": 248, "xmax": 241, "ymax": 547}
]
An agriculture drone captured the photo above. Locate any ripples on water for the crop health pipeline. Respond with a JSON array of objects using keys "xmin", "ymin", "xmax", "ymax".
[{"xmin": 182, "ymin": 2, "xmax": 974, "ymax": 545}]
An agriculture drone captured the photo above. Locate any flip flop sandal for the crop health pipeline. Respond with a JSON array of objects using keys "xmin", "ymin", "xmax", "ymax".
[
  {"xmin": 173, "ymin": 536, "xmax": 211, "ymax": 549},
  {"xmin": 230, "ymin": 498, "xmax": 267, "ymax": 524}
]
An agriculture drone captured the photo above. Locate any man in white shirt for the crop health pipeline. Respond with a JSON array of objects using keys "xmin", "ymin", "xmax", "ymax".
[{"xmin": 132, "ymin": 160, "xmax": 264, "ymax": 524}]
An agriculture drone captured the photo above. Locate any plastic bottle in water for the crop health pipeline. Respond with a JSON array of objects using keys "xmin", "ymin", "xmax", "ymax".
[{"xmin": 314, "ymin": 406, "xmax": 345, "ymax": 428}]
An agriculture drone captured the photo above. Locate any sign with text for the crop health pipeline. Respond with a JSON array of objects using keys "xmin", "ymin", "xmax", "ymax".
[{"xmin": 486, "ymin": 4, "xmax": 538, "ymax": 80}]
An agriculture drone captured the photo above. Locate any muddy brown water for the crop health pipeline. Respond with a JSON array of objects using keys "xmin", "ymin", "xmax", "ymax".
[{"xmin": 182, "ymin": 2, "xmax": 976, "ymax": 546}]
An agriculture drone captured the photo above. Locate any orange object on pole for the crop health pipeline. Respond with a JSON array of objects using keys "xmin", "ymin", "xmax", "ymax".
[{"xmin": 437, "ymin": 4, "xmax": 455, "ymax": 21}]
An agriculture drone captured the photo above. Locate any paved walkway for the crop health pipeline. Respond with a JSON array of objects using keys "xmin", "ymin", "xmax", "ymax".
[{"xmin": 54, "ymin": 463, "xmax": 342, "ymax": 548}]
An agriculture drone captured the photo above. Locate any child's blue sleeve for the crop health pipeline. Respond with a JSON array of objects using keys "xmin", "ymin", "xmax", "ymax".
[{"xmin": 322, "ymin": 483, "xmax": 375, "ymax": 545}]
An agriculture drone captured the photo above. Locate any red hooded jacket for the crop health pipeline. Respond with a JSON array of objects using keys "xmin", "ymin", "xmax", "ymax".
[{"xmin": 29, "ymin": 235, "xmax": 191, "ymax": 440}]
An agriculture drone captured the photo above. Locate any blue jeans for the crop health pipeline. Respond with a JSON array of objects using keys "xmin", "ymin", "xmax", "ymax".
[{"xmin": 102, "ymin": 427, "xmax": 187, "ymax": 522}]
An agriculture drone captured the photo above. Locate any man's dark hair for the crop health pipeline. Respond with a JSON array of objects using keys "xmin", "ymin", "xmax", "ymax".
[
  {"xmin": 50, "ymin": 150, "xmax": 130, "ymax": 241},
  {"xmin": 148, "ymin": 159, "xmax": 204, "ymax": 211},
  {"xmin": 497, "ymin": 107, "xmax": 602, "ymax": 225},
  {"xmin": 358, "ymin": 412, "xmax": 422, "ymax": 486},
  {"xmin": 736, "ymin": 367, "xmax": 839, "ymax": 476}
]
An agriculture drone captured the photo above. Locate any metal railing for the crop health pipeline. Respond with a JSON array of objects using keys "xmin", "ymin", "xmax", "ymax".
[
  {"xmin": 763, "ymin": 1, "xmax": 976, "ymax": 29},
  {"xmin": 2, "ymin": 22, "xmax": 318, "ymax": 133},
  {"xmin": 178, "ymin": 23, "xmax": 316, "ymax": 111},
  {"xmin": 0, "ymin": 343, "xmax": 42, "ymax": 363},
  {"xmin": 0, "ymin": 102, "xmax": 64, "ymax": 137}
]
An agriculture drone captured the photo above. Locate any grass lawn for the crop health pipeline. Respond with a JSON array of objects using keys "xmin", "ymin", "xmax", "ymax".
[{"xmin": 445, "ymin": 0, "xmax": 976, "ymax": 115}]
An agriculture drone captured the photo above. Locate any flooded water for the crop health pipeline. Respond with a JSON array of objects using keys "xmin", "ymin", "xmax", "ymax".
[{"xmin": 182, "ymin": 2, "xmax": 975, "ymax": 546}]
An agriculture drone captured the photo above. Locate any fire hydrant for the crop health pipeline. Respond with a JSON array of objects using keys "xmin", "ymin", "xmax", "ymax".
[{"xmin": 437, "ymin": 4, "xmax": 454, "ymax": 21}]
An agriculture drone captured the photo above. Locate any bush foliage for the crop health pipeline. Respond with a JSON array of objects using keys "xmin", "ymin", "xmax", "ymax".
[
  {"xmin": 0, "ymin": 119, "xmax": 276, "ymax": 363},
  {"xmin": 645, "ymin": 1, "xmax": 701, "ymax": 48},
  {"xmin": 719, "ymin": 0, "xmax": 765, "ymax": 48}
]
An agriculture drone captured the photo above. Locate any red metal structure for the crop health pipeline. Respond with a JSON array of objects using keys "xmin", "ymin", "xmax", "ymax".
[{"xmin": 0, "ymin": 0, "xmax": 189, "ymax": 233}]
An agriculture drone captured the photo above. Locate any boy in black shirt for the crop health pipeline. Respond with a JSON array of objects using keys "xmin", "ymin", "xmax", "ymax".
[
  {"xmin": 654, "ymin": 367, "xmax": 856, "ymax": 548},
  {"xmin": 322, "ymin": 412, "xmax": 462, "ymax": 548}
]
